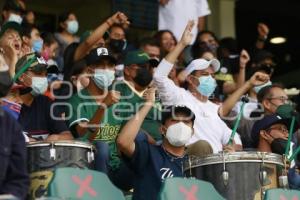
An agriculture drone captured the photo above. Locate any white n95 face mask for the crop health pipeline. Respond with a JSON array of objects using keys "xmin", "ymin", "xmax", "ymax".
[
  {"xmin": 31, "ymin": 77, "xmax": 48, "ymax": 96},
  {"xmin": 165, "ymin": 122, "xmax": 193, "ymax": 147}
]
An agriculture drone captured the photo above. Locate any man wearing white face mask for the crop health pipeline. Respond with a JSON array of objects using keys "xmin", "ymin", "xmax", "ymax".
[
  {"xmin": 1, "ymin": 0, "xmax": 25, "ymax": 25},
  {"xmin": 154, "ymin": 21, "xmax": 270, "ymax": 153},
  {"xmin": 117, "ymin": 88, "xmax": 195, "ymax": 199},
  {"xmin": 13, "ymin": 53, "xmax": 73, "ymax": 142}
]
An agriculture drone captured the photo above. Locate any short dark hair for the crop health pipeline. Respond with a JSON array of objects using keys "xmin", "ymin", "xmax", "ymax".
[
  {"xmin": 257, "ymin": 83, "xmax": 285, "ymax": 103},
  {"xmin": 58, "ymin": 11, "xmax": 74, "ymax": 32},
  {"xmin": 21, "ymin": 23, "xmax": 38, "ymax": 38},
  {"xmin": 139, "ymin": 37, "xmax": 160, "ymax": 48},
  {"xmin": 41, "ymin": 32, "xmax": 57, "ymax": 46},
  {"xmin": 161, "ymin": 105, "xmax": 195, "ymax": 125}
]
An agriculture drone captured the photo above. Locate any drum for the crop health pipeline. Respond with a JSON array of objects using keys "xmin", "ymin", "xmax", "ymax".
[
  {"xmin": 185, "ymin": 151, "xmax": 285, "ymax": 200},
  {"xmin": 27, "ymin": 140, "xmax": 96, "ymax": 199},
  {"xmin": 27, "ymin": 140, "xmax": 96, "ymax": 173}
]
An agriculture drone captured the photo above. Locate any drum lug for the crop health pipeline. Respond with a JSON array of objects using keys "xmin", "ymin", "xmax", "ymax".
[
  {"xmin": 278, "ymin": 175, "xmax": 289, "ymax": 188},
  {"xmin": 259, "ymin": 170, "xmax": 268, "ymax": 186},
  {"xmin": 87, "ymin": 151, "xmax": 94, "ymax": 163},
  {"xmin": 50, "ymin": 147, "xmax": 56, "ymax": 160},
  {"xmin": 222, "ymin": 170, "xmax": 229, "ymax": 186}
]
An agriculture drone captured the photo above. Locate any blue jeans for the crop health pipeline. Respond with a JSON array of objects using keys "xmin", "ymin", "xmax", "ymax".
[
  {"xmin": 288, "ymin": 167, "xmax": 300, "ymax": 189},
  {"xmin": 94, "ymin": 141, "xmax": 110, "ymax": 173}
]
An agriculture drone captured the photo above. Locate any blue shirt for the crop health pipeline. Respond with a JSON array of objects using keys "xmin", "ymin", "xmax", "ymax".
[{"xmin": 124, "ymin": 140, "xmax": 187, "ymax": 200}]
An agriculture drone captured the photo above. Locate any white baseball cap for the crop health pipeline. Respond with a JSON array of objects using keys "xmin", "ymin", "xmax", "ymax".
[{"xmin": 184, "ymin": 58, "xmax": 220, "ymax": 75}]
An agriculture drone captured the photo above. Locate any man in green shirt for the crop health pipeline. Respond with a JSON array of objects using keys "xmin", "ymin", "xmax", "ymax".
[
  {"xmin": 114, "ymin": 50, "xmax": 162, "ymax": 141},
  {"xmin": 67, "ymin": 47, "xmax": 122, "ymax": 173}
]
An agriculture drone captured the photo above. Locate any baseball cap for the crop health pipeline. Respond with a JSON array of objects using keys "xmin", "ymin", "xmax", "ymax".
[
  {"xmin": 123, "ymin": 50, "xmax": 150, "ymax": 66},
  {"xmin": 0, "ymin": 22, "xmax": 22, "ymax": 38},
  {"xmin": 184, "ymin": 58, "xmax": 220, "ymax": 75},
  {"xmin": 251, "ymin": 114, "xmax": 289, "ymax": 147},
  {"xmin": 13, "ymin": 53, "xmax": 48, "ymax": 81},
  {"xmin": 85, "ymin": 47, "xmax": 116, "ymax": 66},
  {"xmin": 161, "ymin": 105, "xmax": 195, "ymax": 125}
]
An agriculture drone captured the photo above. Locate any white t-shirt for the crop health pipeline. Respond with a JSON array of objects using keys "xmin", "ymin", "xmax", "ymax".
[
  {"xmin": 154, "ymin": 59, "xmax": 242, "ymax": 153},
  {"xmin": 158, "ymin": 0, "xmax": 211, "ymax": 44}
]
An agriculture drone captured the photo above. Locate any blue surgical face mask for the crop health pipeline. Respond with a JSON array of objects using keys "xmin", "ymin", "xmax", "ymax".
[
  {"xmin": 92, "ymin": 69, "xmax": 115, "ymax": 89},
  {"xmin": 31, "ymin": 77, "xmax": 48, "ymax": 96},
  {"xmin": 32, "ymin": 39, "xmax": 43, "ymax": 53},
  {"xmin": 197, "ymin": 75, "xmax": 217, "ymax": 97},
  {"xmin": 8, "ymin": 13, "xmax": 23, "ymax": 24},
  {"xmin": 67, "ymin": 20, "xmax": 79, "ymax": 34},
  {"xmin": 254, "ymin": 80, "xmax": 272, "ymax": 94}
]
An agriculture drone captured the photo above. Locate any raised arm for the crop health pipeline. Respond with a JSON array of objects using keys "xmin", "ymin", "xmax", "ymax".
[
  {"xmin": 73, "ymin": 12, "xmax": 129, "ymax": 61},
  {"xmin": 219, "ymin": 71, "xmax": 270, "ymax": 117},
  {"xmin": 153, "ymin": 21, "xmax": 194, "ymax": 104},
  {"xmin": 117, "ymin": 88, "xmax": 156, "ymax": 157}
]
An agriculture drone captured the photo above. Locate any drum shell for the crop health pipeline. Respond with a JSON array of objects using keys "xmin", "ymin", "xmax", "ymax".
[
  {"xmin": 185, "ymin": 152, "xmax": 284, "ymax": 200},
  {"xmin": 27, "ymin": 141, "xmax": 95, "ymax": 173}
]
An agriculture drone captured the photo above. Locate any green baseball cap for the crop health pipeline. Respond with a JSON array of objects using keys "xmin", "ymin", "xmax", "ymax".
[
  {"xmin": 0, "ymin": 21, "xmax": 22, "ymax": 38},
  {"xmin": 13, "ymin": 53, "xmax": 48, "ymax": 81},
  {"xmin": 123, "ymin": 50, "xmax": 150, "ymax": 66}
]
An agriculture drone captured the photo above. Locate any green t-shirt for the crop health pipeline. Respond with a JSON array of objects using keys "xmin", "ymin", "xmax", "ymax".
[
  {"xmin": 67, "ymin": 88, "xmax": 123, "ymax": 169},
  {"xmin": 113, "ymin": 81, "xmax": 162, "ymax": 141},
  {"xmin": 67, "ymin": 82, "xmax": 162, "ymax": 170}
]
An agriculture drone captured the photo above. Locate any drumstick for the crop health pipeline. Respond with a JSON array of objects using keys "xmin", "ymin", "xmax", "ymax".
[
  {"xmin": 285, "ymin": 115, "xmax": 296, "ymax": 156},
  {"xmin": 289, "ymin": 145, "xmax": 300, "ymax": 162},
  {"xmin": 227, "ymin": 95, "xmax": 249, "ymax": 145}
]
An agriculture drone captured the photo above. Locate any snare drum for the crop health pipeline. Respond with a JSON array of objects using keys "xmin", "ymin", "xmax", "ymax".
[
  {"xmin": 27, "ymin": 140, "xmax": 96, "ymax": 173},
  {"xmin": 185, "ymin": 151, "xmax": 284, "ymax": 200}
]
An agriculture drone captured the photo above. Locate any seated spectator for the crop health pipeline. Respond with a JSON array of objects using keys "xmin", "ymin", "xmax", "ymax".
[
  {"xmin": 21, "ymin": 22, "xmax": 43, "ymax": 54},
  {"xmin": 251, "ymin": 114, "xmax": 290, "ymax": 154},
  {"xmin": 55, "ymin": 11, "xmax": 80, "ymax": 68},
  {"xmin": 154, "ymin": 30, "xmax": 177, "ymax": 58},
  {"xmin": 0, "ymin": 22, "xmax": 23, "ymax": 74},
  {"xmin": 13, "ymin": 53, "xmax": 73, "ymax": 141},
  {"xmin": 154, "ymin": 21, "xmax": 270, "ymax": 153},
  {"xmin": 0, "ymin": 61, "xmax": 29, "ymax": 199},
  {"xmin": 67, "ymin": 47, "xmax": 122, "ymax": 175},
  {"xmin": 1, "ymin": 0, "xmax": 25, "ymax": 25},
  {"xmin": 117, "ymin": 99, "xmax": 195, "ymax": 200}
]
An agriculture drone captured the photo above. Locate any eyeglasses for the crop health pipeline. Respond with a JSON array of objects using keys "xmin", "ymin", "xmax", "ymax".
[
  {"xmin": 266, "ymin": 126, "xmax": 288, "ymax": 133},
  {"xmin": 267, "ymin": 96, "xmax": 289, "ymax": 104}
]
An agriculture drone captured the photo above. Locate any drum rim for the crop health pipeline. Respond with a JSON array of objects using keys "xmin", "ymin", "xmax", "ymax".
[
  {"xmin": 27, "ymin": 140, "xmax": 95, "ymax": 149},
  {"xmin": 184, "ymin": 151, "xmax": 284, "ymax": 170}
]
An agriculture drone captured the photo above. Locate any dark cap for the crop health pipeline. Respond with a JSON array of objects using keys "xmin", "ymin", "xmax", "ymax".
[
  {"xmin": 85, "ymin": 47, "xmax": 116, "ymax": 66},
  {"xmin": 0, "ymin": 21, "xmax": 22, "ymax": 38},
  {"xmin": 13, "ymin": 53, "xmax": 48, "ymax": 81},
  {"xmin": 161, "ymin": 105, "xmax": 195, "ymax": 125},
  {"xmin": 251, "ymin": 114, "xmax": 289, "ymax": 147},
  {"xmin": 124, "ymin": 50, "xmax": 150, "ymax": 66},
  {"xmin": 3, "ymin": 0, "xmax": 25, "ymax": 13}
]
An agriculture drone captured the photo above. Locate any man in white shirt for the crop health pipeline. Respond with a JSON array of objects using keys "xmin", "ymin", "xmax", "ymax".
[
  {"xmin": 154, "ymin": 21, "xmax": 270, "ymax": 153},
  {"xmin": 159, "ymin": 0, "xmax": 211, "ymax": 44}
]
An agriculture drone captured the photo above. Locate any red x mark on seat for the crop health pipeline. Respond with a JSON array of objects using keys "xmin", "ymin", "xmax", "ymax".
[
  {"xmin": 280, "ymin": 195, "xmax": 299, "ymax": 200},
  {"xmin": 179, "ymin": 185, "xmax": 198, "ymax": 200},
  {"xmin": 72, "ymin": 175, "xmax": 97, "ymax": 198}
]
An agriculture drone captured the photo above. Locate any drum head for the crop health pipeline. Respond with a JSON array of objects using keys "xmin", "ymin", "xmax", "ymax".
[
  {"xmin": 27, "ymin": 140, "xmax": 95, "ymax": 150},
  {"xmin": 185, "ymin": 151, "xmax": 284, "ymax": 170}
]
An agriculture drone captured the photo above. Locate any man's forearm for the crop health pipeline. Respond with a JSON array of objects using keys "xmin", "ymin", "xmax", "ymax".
[
  {"xmin": 117, "ymin": 103, "xmax": 153, "ymax": 156},
  {"xmin": 219, "ymin": 81, "xmax": 252, "ymax": 117}
]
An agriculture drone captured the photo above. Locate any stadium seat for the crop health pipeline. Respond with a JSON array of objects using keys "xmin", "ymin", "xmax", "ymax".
[
  {"xmin": 158, "ymin": 177, "xmax": 225, "ymax": 200},
  {"xmin": 263, "ymin": 188, "xmax": 300, "ymax": 200},
  {"xmin": 47, "ymin": 168, "xmax": 125, "ymax": 200}
]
